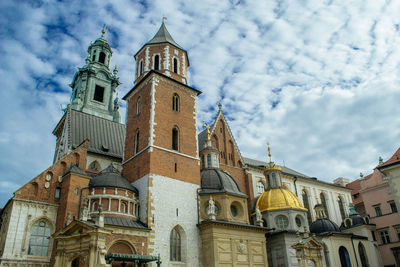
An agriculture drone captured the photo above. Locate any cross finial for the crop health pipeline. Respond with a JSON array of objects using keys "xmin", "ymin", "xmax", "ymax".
[
  {"xmin": 202, "ymin": 121, "xmax": 211, "ymax": 141},
  {"xmin": 101, "ymin": 24, "xmax": 106, "ymax": 37},
  {"xmin": 162, "ymin": 17, "xmax": 167, "ymax": 24},
  {"xmin": 267, "ymin": 142, "xmax": 272, "ymax": 163}
]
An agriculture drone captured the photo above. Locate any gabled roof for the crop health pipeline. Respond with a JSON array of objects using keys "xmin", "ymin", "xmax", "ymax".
[
  {"xmin": 147, "ymin": 22, "xmax": 184, "ymax": 50},
  {"xmin": 378, "ymin": 147, "xmax": 400, "ymax": 169},
  {"xmin": 68, "ymin": 109, "xmax": 125, "ymax": 159}
]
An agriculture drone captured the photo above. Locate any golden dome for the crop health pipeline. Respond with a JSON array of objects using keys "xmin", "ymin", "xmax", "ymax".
[{"xmin": 256, "ymin": 188, "xmax": 307, "ymax": 212}]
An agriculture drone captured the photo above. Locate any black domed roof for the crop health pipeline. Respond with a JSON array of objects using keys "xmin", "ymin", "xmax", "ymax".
[
  {"xmin": 200, "ymin": 168, "xmax": 246, "ymax": 197},
  {"xmin": 310, "ymin": 218, "xmax": 340, "ymax": 234},
  {"xmin": 89, "ymin": 164, "xmax": 138, "ymax": 193}
]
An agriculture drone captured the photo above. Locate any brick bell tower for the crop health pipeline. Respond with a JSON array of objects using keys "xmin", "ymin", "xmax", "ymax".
[{"xmin": 122, "ymin": 21, "xmax": 202, "ymax": 265}]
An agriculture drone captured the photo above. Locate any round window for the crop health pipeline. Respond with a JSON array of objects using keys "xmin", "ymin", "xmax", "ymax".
[
  {"xmin": 230, "ymin": 205, "xmax": 238, "ymax": 217},
  {"xmin": 205, "ymin": 204, "xmax": 219, "ymax": 215},
  {"xmin": 295, "ymin": 216, "xmax": 302, "ymax": 227},
  {"xmin": 275, "ymin": 215, "xmax": 289, "ymax": 229}
]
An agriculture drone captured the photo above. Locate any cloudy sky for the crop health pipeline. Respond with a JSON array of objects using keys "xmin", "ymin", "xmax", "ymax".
[{"xmin": 1, "ymin": 0, "xmax": 400, "ymax": 206}]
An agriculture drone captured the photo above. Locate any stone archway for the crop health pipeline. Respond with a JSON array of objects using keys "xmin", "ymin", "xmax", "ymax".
[{"xmin": 107, "ymin": 241, "xmax": 135, "ymax": 267}]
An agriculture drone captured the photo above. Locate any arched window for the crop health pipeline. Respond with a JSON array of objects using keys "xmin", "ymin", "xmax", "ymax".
[
  {"xmin": 173, "ymin": 58, "xmax": 178, "ymax": 73},
  {"xmin": 28, "ymin": 221, "xmax": 51, "ymax": 256},
  {"xmin": 257, "ymin": 181, "xmax": 265, "ymax": 194},
  {"xmin": 302, "ymin": 190, "xmax": 312, "ymax": 224},
  {"xmin": 320, "ymin": 193, "xmax": 329, "ymax": 218},
  {"xmin": 92, "ymin": 50, "xmax": 96, "ymax": 61},
  {"xmin": 121, "ymin": 202, "xmax": 126, "ymax": 213},
  {"xmin": 92, "ymin": 201, "xmax": 98, "ymax": 212},
  {"xmin": 99, "ymin": 52, "xmax": 106, "ymax": 64},
  {"xmin": 358, "ymin": 242, "xmax": 369, "ymax": 267},
  {"xmin": 32, "ymin": 182, "xmax": 39, "ymax": 196},
  {"xmin": 170, "ymin": 227, "xmax": 181, "ymax": 261},
  {"xmin": 172, "ymin": 93, "xmax": 180, "ymax": 112},
  {"xmin": 339, "ymin": 246, "xmax": 352, "ymax": 267},
  {"xmin": 88, "ymin": 161, "xmax": 101, "ymax": 171},
  {"xmin": 135, "ymin": 130, "xmax": 140, "ymax": 154},
  {"xmin": 338, "ymin": 197, "xmax": 346, "ymax": 220},
  {"xmin": 136, "ymin": 97, "xmax": 141, "ymax": 115},
  {"xmin": 154, "ymin": 55, "xmax": 160, "ymax": 70},
  {"xmin": 172, "ymin": 127, "xmax": 179, "ymax": 151}
]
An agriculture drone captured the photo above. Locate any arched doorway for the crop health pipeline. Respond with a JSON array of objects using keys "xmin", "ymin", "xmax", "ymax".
[
  {"xmin": 71, "ymin": 256, "xmax": 85, "ymax": 267},
  {"xmin": 339, "ymin": 246, "xmax": 352, "ymax": 267},
  {"xmin": 107, "ymin": 241, "xmax": 135, "ymax": 267}
]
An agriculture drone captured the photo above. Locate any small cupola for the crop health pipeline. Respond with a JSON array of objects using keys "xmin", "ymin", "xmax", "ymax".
[
  {"xmin": 264, "ymin": 142, "xmax": 283, "ymax": 189},
  {"xmin": 199, "ymin": 122, "xmax": 219, "ymax": 170},
  {"xmin": 87, "ymin": 25, "xmax": 112, "ymax": 67}
]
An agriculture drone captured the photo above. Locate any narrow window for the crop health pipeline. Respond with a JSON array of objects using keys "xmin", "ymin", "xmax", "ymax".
[
  {"xmin": 207, "ymin": 154, "xmax": 211, "ymax": 168},
  {"xmin": 320, "ymin": 193, "xmax": 329, "ymax": 219},
  {"xmin": 75, "ymin": 188, "xmax": 79, "ymax": 195},
  {"xmin": 139, "ymin": 60, "xmax": 143, "ymax": 76},
  {"xmin": 55, "ymin": 187, "xmax": 61, "ymax": 199},
  {"xmin": 136, "ymin": 97, "xmax": 141, "ymax": 115},
  {"xmin": 154, "ymin": 55, "xmax": 160, "ymax": 70},
  {"xmin": 172, "ymin": 93, "xmax": 180, "ymax": 112},
  {"xmin": 172, "ymin": 127, "xmax": 179, "ymax": 151},
  {"xmin": 389, "ymin": 201, "xmax": 398, "ymax": 213},
  {"xmin": 170, "ymin": 227, "xmax": 181, "ymax": 261},
  {"xmin": 173, "ymin": 58, "xmax": 178, "ymax": 73},
  {"xmin": 338, "ymin": 197, "xmax": 346, "ymax": 220},
  {"xmin": 135, "ymin": 130, "xmax": 140, "ymax": 154},
  {"xmin": 257, "ymin": 181, "xmax": 265, "ymax": 194},
  {"xmin": 28, "ymin": 221, "xmax": 51, "ymax": 256},
  {"xmin": 174, "ymin": 163, "xmax": 177, "ymax": 172},
  {"xmin": 302, "ymin": 190, "xmax": 312, "ymax": 224},
  {"xmin": 99, "ymin": 52, "xmax": 106, "ymax": 64},
  {"xmin": 176, "ymin": 208, "xmax": 179, "ymax": 217},
  {"xmin": 92, "ymin": 50, "xmax": 96, "ymax": 61},
  {"xmin": 358, "ymin": 242, "xmax": 369, "ymax": 267},
  {"xmin": 93, "ymin": 85, "xmax": 105, "ymax": 102}
]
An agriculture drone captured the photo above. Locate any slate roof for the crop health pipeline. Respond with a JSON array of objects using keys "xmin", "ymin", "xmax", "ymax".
[
  {"xmin": 147, "ymin": 22, "xmax": 184, "ymax": 50},
  {"xmin": 70, "ymin": 109, "xmax": 125, "ymax": 159},
  {"xmin": 200, "ymin": 168, "xmax": 247, "ymax": 197},
  {"xmin": 64, "ymin": 164, "xmax": 88, "ymax": 176},
  {"xmin": 89, "ymin": 164, "xmax": 138, "ymax": 193},
  {"xmin": 92, "ymin": 216, "xmax": 149, "ymax": 229},
  {"xmin": 243, "ymin": 157, "xmax": 309, "ymax": 178}
]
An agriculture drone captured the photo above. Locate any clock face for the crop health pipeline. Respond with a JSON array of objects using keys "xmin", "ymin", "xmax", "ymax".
[{"xmin": 46, "ymin": 173, "xmax": 52, "ymax": 181}]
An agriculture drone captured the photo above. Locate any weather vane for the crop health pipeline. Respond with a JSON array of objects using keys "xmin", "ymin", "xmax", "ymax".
[
  {"xmin": 267, "ymin": 142, "xmax": 272, "ymax": 163},
  {"xmin": 202, "ymin": 121, "xmax": 211, "ymax": 141},
  {"xmin": 162, "ymin": 17, "xmax": 167, "ymax": 24},
  {"xmin": 101, "ymin": 24, "xmax": 106, "ymax": 37}
]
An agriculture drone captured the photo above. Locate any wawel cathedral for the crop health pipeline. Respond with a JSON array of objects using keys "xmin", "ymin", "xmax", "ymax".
[{"xmin": 0, "ymin": 23, "xmax": 383, "ymax": 267}]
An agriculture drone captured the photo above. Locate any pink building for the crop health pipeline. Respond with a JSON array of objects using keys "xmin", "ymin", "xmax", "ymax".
[{"xmin": 348, "ymin": 163, "xmax": 400, "ymax": 266}]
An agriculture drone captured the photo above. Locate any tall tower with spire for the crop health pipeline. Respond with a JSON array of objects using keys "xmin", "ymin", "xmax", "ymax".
[
  {"xmin": 70, "ymin": 25, "xmax": 121, "ymax": 122},
  {"xmin": 122, "ymin": 21, "xmax": 201, "ymax": 266},
  {"xmin": 52, "ymin": 27, "xmax": 124, "ymax": 169}
]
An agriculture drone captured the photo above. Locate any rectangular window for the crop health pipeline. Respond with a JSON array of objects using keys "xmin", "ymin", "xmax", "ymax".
[
  {"xmin": 371, "ymin": 230, "xmax": 376, "ymax": 241},
  {"xmin": 395, "ymin": 226, "xmax": 400, "ymax": 241},
  {"xmin": 379, "ymin": 229, "xmax": 391, "ymax": 244},
  {"xmin": 389, "ymin": 201, "xmax": 398, "ymax": 213},
  {"xmin": 93, "ymin": 85, "xmax": 105, "ymax": 102},
  {"xmin": 374, "ymin": 205, "xmax": 382, "ymax": 217}
]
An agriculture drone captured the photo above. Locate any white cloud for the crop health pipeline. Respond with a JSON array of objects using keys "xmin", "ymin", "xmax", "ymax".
[{"xmin": 0, "ymin": 0, "xmax": 400, "ymax": 206}]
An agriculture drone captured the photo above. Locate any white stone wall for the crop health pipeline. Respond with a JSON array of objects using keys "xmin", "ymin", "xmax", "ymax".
[
  {"xmin": 132, "ymin": 174, "xmax": 149, "ymax": 225},
  {"xmin": 0, "ymin": 199, "xmax": 58, "ymax": 266},
  {"xmin": 148, "ymin": 174, "xmax": 200, "ymax": 267}
]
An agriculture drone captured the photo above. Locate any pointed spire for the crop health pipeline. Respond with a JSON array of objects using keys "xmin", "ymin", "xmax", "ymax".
[{"xmin": 147, "ymin": 20, "xmax": 184, "ymax": 49}]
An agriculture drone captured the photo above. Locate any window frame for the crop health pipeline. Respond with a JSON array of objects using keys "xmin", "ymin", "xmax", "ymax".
[
  {"xmin": 172, "ymin": 127, "xmax": 179, "ymax": 151},
  {"xmin": 93, "ymin": 85, "xmax": 105, "ymax": 103},
  {"xmin": 172, "ymin": 93, "xmax": 180, "ymax": 112},
  {"xmin": 154, "ymin": 54, "xmax": 160, "ymax": 70},
  {"xmin": 28, "ymin": 220, "xmax": 51, "ymax": 257},
  {"xmin": 389, "ymin": 201, "xmax": 397, "ymax": 213},
  {"xmin": 170, "ymin": 227, "xmax": 182, "ymax": 262},
  {"xmin": 374, "ymin": 204, "xmax": 382, "ymax": 217}
]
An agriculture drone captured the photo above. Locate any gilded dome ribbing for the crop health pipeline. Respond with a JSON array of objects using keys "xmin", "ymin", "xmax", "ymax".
[{"xmin": 255, "ymin": 188, "xmax": 307, "ymax": 212}]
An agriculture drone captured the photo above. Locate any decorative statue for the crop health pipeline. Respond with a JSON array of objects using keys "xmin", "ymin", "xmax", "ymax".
[
  {"xmin": 207, "ymin": 196, "xmax": 217, "ymax": 220},
  {"xmin": 114, "ymin": 97, "xmax": 120, "ymax": 111}
]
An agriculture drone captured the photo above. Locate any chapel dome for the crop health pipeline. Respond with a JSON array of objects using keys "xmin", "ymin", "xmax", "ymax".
[
  {"xmin": 89, "ymin": 164, "xmax": 138, "ymax": 193},
  {"xmin": 200, "ymin": 169, "xmax": 246, "ymax": 196},
  {"xmin": 310, "ymin": 218, "xmax": 340, "ymax": 234},
  {"xmin": 255, "ymin": 188, "xmax": 307, "ymax": 212}
]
